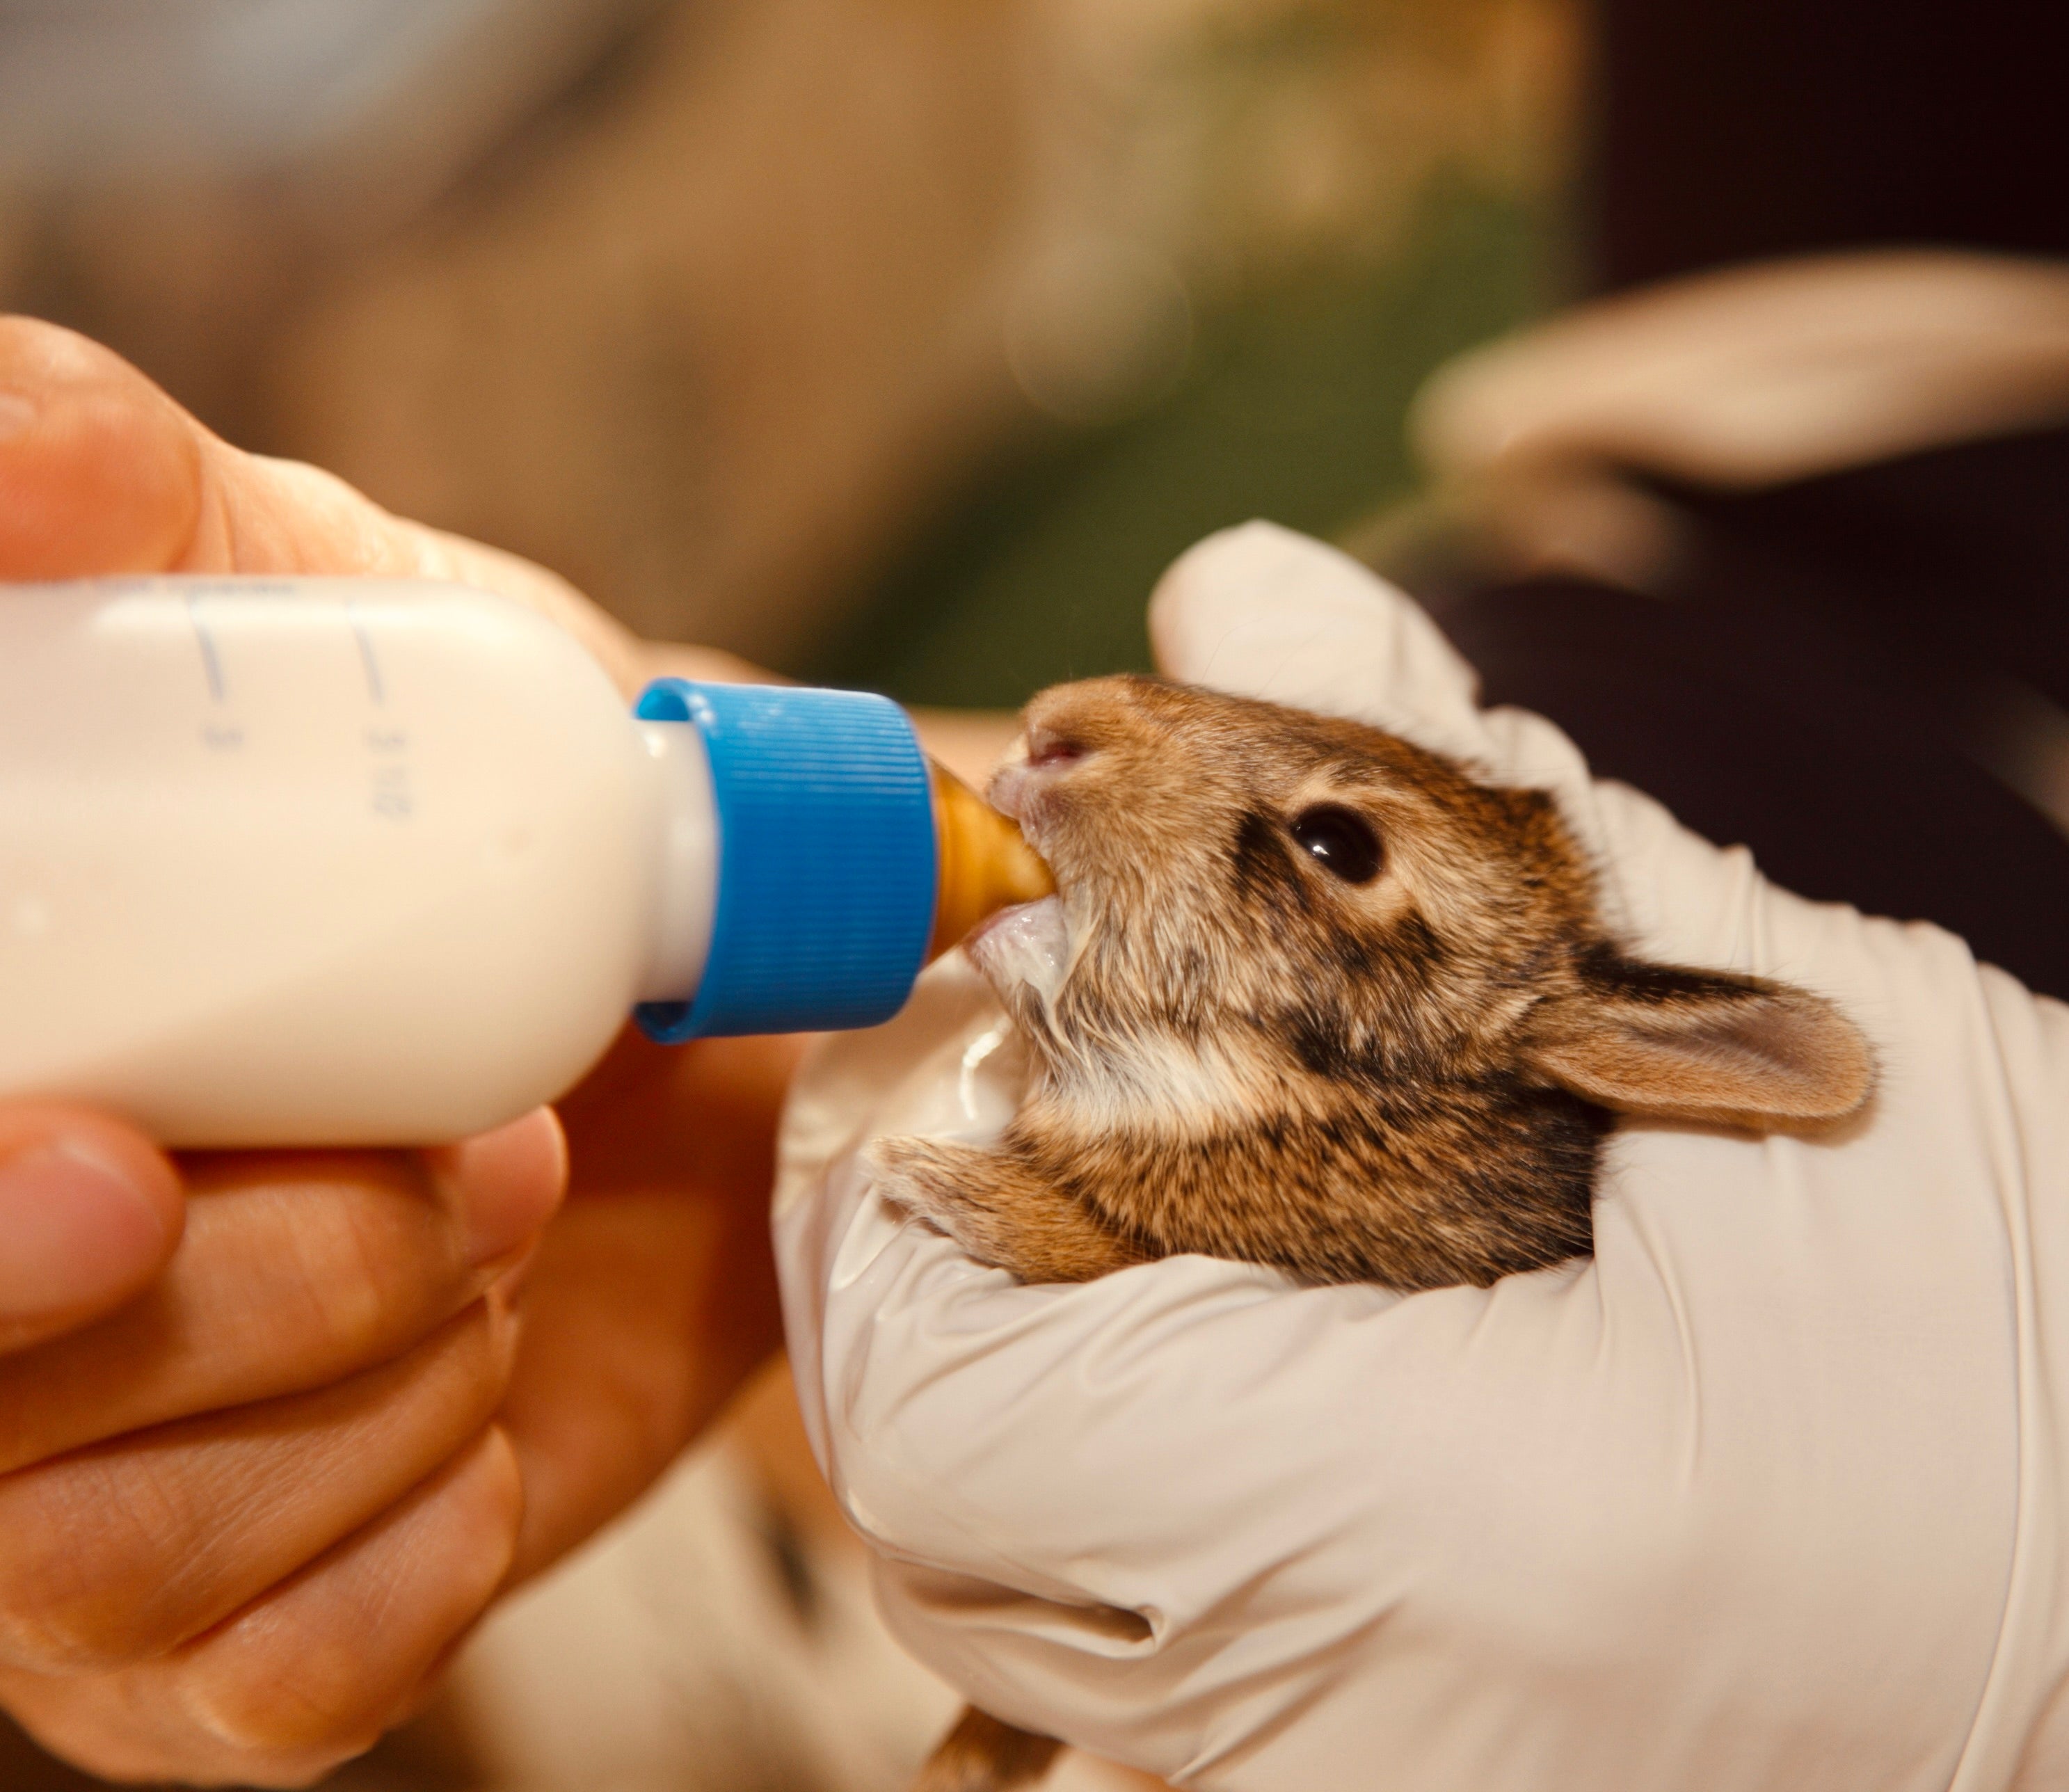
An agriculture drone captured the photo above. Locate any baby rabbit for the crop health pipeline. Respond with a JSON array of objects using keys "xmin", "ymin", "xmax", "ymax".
[{"xmin": 872, "ymin": 675, "xmax": 1873, "ymax": 1790}]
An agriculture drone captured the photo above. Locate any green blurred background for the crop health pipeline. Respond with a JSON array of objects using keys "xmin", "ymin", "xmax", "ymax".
[{"xmin": 813, "ymin": 186, "xmax": 1555, "ymax": 707}]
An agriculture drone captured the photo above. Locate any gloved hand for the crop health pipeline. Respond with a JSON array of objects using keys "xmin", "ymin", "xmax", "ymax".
[{"xmin": 775, "ymin": 521, "xmax": 2069, "ymax": 1791}]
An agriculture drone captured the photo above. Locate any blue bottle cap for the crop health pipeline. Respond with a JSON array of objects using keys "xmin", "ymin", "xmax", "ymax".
[{"xmin": 631, "ymin": 679, "xmax": 936, "ymax": 1041}]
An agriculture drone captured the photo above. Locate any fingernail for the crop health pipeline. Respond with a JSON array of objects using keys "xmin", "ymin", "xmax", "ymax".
[
  {"xmin": 0, "ymin": 392, "xmax": 36, "ymax": 442},
  {"xmin": 0, "ymin": 1141, "xmax": 175, "ymax": 1321},
  {"xmin": 438, "ymin": 1109, "xmax": 568, "ymax": 1268}
]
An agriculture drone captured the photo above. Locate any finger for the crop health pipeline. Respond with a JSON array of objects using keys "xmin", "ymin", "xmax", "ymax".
[
  {"xmin": 191, "ymin": 452, "xmax": 650, "ymax": 693},
  {"xmin": 499, "ymin": 1032, "xmax": 798, "ymax": 1583},
  {"xmin": 0, "ymin": 322, "xmax": 204, "ymax": 577},
  {"xmin": 0, "ymin": 1427, "xmax": 522, "ymax": 1789},
  {"xmin": 0, "ymin": 1298, "xmax": 518, "ymax": 1673},
  {"xmin": 0, "ymin": 1107, "xmax": 564, "ymax": 1476},
  {"xmin": 415, "ymin": 1104, "xmax": 569, "ymax": 1302},
  {"xmin": 498, "ymin": 1190, "xmax": 781, "ymax": 1583},
  {"xmin": 1144, "ymin": 521, "xmax": 1492, "ymax": 759},
  {"xmin": 0, "ymin": 316, "xmax": 649, "ymax": 693},
  {"xmin": 0, "ymin": 1105, "xmax": 182, "ymax": 1356}
]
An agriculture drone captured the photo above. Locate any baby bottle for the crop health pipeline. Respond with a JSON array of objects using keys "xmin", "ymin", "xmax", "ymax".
[{"xmin": 0, "ymin": 577, "xmax": 1050, "ymax": 1145}]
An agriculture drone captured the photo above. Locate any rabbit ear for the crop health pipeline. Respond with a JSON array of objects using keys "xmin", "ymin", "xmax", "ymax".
[{"xmin": 1522, "ymin": 948, "xmax": 1873, "ymax": 1129}]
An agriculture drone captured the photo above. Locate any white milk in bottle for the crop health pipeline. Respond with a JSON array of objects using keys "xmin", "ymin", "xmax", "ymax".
[{"xmin": 0, "ymin": 578, "xmax": 1048, "ymax": 1145}]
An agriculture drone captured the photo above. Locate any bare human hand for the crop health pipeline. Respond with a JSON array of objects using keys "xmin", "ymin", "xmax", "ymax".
[
  {"xmin": 0, "ymin": 1118, "xmax": 564, "ymax": 1784},
  {"xmin": 0, "ymin": 316, "xmax": 798, "ymax": 1783}
]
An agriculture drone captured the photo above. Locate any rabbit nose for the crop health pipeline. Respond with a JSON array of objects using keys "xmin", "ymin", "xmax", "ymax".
[
  {"xmin": 991, "ymin": 719, "xmax": 1094, "ymax": 823},
  {"xmin": 1021, "ymin": 697, "xmax": 1103, "ymax": 768}
]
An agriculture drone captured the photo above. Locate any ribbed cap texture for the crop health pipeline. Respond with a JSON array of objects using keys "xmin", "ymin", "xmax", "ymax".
[{"xmin": 632, "ymin": 680, "xmax": 936, "ymax": 1041}]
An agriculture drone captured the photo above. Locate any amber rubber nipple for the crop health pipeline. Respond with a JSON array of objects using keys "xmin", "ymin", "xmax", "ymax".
[{"xmin": 929, "ymin": 762, "xmax": 1055, "ymax": 959}]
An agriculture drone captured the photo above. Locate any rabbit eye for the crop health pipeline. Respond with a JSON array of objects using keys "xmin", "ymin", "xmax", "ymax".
[{"xmin": 1288, "ymin": 804, "xmax": 1382, "ymax": 884}]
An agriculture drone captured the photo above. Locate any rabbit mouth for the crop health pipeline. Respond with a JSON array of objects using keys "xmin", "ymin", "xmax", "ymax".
[
  {"xmin": 988, "ymin": 728, "xmax": 1091, "ymax": 837},
  {"xmin": 966, "ymin": 895, "xmax": 1070, "ymax": 999},
  {"xmin": 986, "ymin": 758, "xmax": 1042, "ymax": 826}
]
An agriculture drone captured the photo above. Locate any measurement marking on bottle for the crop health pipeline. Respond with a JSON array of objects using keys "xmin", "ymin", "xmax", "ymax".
[
  {"xmin": 346, "ymin": 600, "xmax": 388, "ymax": 707},
  {"xmin": 355, "ymin": 606, "xmax": 409, "ymax": 817},
  {"xmin": 185, "ymin": 591, "xmax": 227, "ymax": 703},
  {"xmin": 371, "ymin": 763, "xmax": 413, "ymax": 819}
]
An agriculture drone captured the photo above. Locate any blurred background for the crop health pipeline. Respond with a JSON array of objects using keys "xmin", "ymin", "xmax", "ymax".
[
  {"xmin": 3, "ymin": 0, "xmax": 2066, "ymax": 1786},
  {"xmin": 0, "ymin": 0, "xmax": 1577, "ymax": 698}
]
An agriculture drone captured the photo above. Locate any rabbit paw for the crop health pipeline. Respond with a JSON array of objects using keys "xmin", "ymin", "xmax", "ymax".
[{"xmin": 863, "ymin": 1136, "xmax": 1141, "ymax": 1284}]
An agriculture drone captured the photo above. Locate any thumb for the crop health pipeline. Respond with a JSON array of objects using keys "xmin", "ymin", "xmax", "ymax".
[
  {"xmin": 1145, "ymin": 520, "xmax": 1491, "ymax": 760},
  {"xmin": 0, "ymin": 318, "xmax": 205, "ymax": 578},
  {"xmin": 0, "ymin": 314, "xmax": 649, "ymax": 694},
  {"xmin": 0, "ymin": 1106, "xmax": 183, "ymax": 1354}
]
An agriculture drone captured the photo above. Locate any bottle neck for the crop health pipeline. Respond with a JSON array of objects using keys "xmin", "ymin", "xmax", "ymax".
[
  {"xmin": 626, "ymin": 677, "xmax": 1051, "ymax": 1043},
  {"xmin": 927, "ymin": 762, "xmax": 1054, "ymax": 958},
  {"xmin": 634, "ymin": 719, "xmax": 717, "ymax": 1004}
]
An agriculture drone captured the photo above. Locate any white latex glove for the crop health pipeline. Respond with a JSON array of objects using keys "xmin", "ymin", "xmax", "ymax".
[{"xmin": 774, "ymin": 522, "xmax": 2069, "ymax": 1791}]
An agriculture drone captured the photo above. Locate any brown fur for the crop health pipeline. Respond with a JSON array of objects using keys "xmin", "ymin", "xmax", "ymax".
[
  {"xmin": 911, "ymin": 1711, "xmax": 1063, "ymax": 1792},
  {"xmin": 876, "ymin": 675, "xmax": 1874, "ymax": 1789}
]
